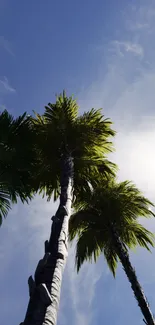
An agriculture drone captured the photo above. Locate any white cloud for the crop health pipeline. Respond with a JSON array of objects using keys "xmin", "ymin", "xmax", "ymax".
[
  {"xmin": 127, "ymin": 22, "xmax": 149, "ymax": 31},
  {"xmin": 111, "ymin": 40, "xmax": 144, "ymax": 57},
  {"xmin": 124, "ymin": 2, "xmax": 155, "ymax": 30},
  {"xmin": 0, "ymin": 76, "xmax": 16, "ymax": 94},
  {"xmin": 0, "ymin": 35, "xmax": 14, "ymax": 56},
  {"xmin": 112, "ymin": 125, "xmax": 155, "ymax": 199},
  {"xmin": 0, "ymin": 38, "xmax": 15, "ymax": 107},
  {"xmin": 0, "ymin": 104, "xmax": 7, "ymax": 110},
  {"xmin": 79, "ymin": 72, "xmax": 155, "ymax": 202}
]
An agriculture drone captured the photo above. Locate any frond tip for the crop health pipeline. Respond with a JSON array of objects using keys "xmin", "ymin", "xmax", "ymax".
[
  {"xmin": 0, "ymin": 185, "xmax": 11, "ymax": 225},
  {"xmin": 75, "ymin": 228, "xmax": 102, "ymax": 272}
]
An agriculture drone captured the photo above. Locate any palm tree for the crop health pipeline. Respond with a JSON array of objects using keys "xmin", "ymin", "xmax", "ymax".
[
  {"xmin": 69, "ymin": 179, "xmax": 155, "ymax": 325},
  {"xmin": 22, "ymin": 92, "xmax": 116, "ymax": 325},
  {"xmin": 0, "ymin": 110, "xmax": 36, "ymax": 225}
]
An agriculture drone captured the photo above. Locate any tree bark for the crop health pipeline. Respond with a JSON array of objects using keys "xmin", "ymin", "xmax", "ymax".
[
  {"xmin": 21, "ymin": 154, "xmax": 73, "ymax": 325},
  {"xmin": 111, "ymin": 224, "xmax": 155, "ymax": 325}
]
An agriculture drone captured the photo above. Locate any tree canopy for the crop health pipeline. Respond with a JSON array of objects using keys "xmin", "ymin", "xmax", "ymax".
[
  {"xmin": 31, "ymin": 91, "xmax": 117, "ymax": 201},
  {"xmin": 69, "ymin": 179, "xmax": 155, "ymax": 275}
]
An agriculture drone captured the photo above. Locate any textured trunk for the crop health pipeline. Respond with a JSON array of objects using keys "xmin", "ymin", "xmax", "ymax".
[
  {"xmin": 21, "ymin": 154, "xmax": 73, "ymax": 325},
  {"xmin": 111, "ymin": 224, "xmax": 155, "ymax": 325}
]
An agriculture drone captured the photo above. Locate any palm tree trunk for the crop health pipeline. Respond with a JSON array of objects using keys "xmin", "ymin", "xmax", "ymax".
[
  {"xmin": 21, "ymin": 154, "xmax": 73, "ymax": 325},
  {"xmin": 111, "ymin": 224, "xmax": 155, "ymax": 325}
]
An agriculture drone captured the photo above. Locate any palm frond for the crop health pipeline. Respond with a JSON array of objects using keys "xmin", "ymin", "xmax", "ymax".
[
  {"xmin": 75, "ymin": 228, "xmax": 102, "ymax": 272},
  {"xmin": 122, "ymin": 222, "xmax": 155, "ymax": 251},
  {"xmin": 72, "ymin": 108, "xmax": 115, "ymax": 158},
  {"xmin": 0, "ymin": 109, "xmax": 36, "ymax": 220},
  {"xmin": 0, "ymin": 184, "xmax": 11, "ymax": 225},
  {"xmin": 69, "ymin": 208, "xmax": 97, "ymax": 241},
  {"xmin": 103, "ymin": 245, "xmax": 118, "ymax": 277}
]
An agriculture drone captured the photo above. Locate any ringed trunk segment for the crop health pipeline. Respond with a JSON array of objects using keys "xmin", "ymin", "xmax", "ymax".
[
  {"xmin": 22, "ymin": 154, "xmax": 74, "ymax": 325},
  {"xmin": 111, "ymin": 225, "xmax": 155, "ymax": 325}
]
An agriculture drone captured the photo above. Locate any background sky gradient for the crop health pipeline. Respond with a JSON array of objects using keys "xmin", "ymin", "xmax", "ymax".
[{"xmin": 1, "ymin": 1, "xmax": 155, "ymax": 324}]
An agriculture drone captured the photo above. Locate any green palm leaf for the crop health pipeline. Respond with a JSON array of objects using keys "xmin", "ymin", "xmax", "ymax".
[
  {"xmin": 0, "ymin": 109, "xmax": 36, "ymax": 223},
  {"xmin": 0, "ymin": 184, "xmax": 11, "ymax": 225}
]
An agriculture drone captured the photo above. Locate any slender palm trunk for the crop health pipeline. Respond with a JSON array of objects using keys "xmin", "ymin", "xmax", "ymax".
[
  {"xmin": 111, "ymin": 224, "xmax": 155, "ymax": 325},
  {"xmin": 21, "ymin": 154, "xmax": 73, "ymax": 325}
]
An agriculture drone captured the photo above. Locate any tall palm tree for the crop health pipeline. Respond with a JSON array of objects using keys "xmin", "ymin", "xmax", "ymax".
[
  {"xmin": 69, "ymin": 180, "xmax": 155, "ymax": 325},
  {"xmin": 0, "ymin": 110, "xmax": 36, "ymax": 225},
  {"xmin": 22, "ymin": 92, "xmax": 116, "ymax": 325}
]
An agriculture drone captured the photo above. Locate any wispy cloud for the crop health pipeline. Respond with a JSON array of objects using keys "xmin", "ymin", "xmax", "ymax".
[
  {"xmin": 0, "ymin": 104, "xmax": 7, "ymax": 111},
  {"xmin": 58, "ymin": 243, "xmax": 104, "ymax": 325},
  {"xmin": 0, "ymin": 76, "xmax": 16, "ymax": 94},
  {"xmin": 127, "ymin": 22, "xmax": 149, "ymax": 31},
  {"xmin": 125, "ymin": 4, "xmax": 155, "ymax": 32},
  {"xmin": 0, "ymin": 35, "xmax": 14, "ymax": 56},
  {"xmin": 111, "ymin": 40, "xmax": 144, "ymax": 57}
]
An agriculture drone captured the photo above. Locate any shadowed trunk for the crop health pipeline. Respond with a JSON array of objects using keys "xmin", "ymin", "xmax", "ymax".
[
  {"xmin": 21, "ymin": 154, "xmax": 73, "ymax": 325},
  {"xmin": 111, "ymin": 224, "xmax": 155, "ymax": 325}
]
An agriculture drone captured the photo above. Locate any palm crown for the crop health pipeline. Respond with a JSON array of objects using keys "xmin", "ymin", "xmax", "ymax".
[
  {"xmin": 69, "ymin": 179, "xmax": 155, "ymax": 275},
  {"xmin": 32, "ymin": 91, "xmax": 116, "ymax": 201},
  {"xmin": 0, "ymin": 110, "xmax": 36, "ymax": 224}
]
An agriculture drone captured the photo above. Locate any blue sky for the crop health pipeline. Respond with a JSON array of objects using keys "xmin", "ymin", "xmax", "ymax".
[{"xmin": 1, "ymin": 0, "xmax": 155, "ymax": 324}]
